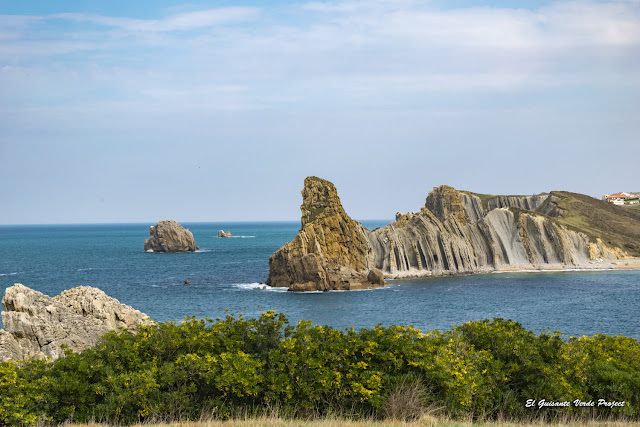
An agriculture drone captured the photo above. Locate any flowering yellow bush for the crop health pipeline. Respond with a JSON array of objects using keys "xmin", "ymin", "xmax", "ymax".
[{"xmin": 1, "ymin": 314, "xmax": 638, "ymax": 425}]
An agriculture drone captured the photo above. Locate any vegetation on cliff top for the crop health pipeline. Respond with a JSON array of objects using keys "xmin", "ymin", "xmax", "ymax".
[
  {"xmin": 462, "ymin": 188, "xmax": 640, "ymax": 257},
  {"xmin": 1, "ymin": 313, "xmax": 639, "ymax": 426},
  {"xmin": 547, "ymin": 192, "xmax": 640, "ymax": 257}
]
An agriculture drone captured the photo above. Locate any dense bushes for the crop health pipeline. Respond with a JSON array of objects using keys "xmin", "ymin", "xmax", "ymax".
[{"xmin": 1, "ymin": 313, "xmax": 639, "ymax": 425}]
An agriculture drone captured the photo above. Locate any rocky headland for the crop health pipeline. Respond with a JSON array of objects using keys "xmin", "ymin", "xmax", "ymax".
[
  {"xmin": 268, "ymin": 177, "xmax": 640, "ymax": 291},
  {"xmin": 144, "ymin": 219, "xmax": 199, "ymax": 252},
  {"xmin": 0, "ymin": 284, "xmax": 150, "ymax": 362}
]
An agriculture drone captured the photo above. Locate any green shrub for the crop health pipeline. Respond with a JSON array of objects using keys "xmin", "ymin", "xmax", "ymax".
[
  {"xmin": 570, "ymin": 334, "xmax": 640, "ymax": 417},
  {"xmin": 0, "ymin": 359, "xmax": 49, "ymax": 426},
  {"xmin": 0, "ymin": 314, "xmax": 638, "ymax": 425}
]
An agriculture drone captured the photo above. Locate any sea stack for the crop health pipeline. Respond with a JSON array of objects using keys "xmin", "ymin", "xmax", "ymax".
[
  {"xmin": 267, "ymin": 176, "xmax": 388, "ymax": 292},
  {"xmin": 0, "ymin": 284, "xmax": 150, "ymax": 362},
  {"xmin": 218, "ymin": 230, "xmax": 232, "ymax": 238},
  {"xmin": 144, "ymin": 219, "xmax": 199, "ymax": 252}
]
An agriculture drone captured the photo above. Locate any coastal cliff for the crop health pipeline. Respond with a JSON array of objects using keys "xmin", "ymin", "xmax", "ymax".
[
  {"xmin": 268, "ymin": 178, "xmax": 640, "ymax": 290},
  {"xmin": 0, "ymin": 284, "xmax": 150, "ymax": 362}
]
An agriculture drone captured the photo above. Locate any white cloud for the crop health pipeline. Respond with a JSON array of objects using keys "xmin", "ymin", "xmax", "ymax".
[
  {"xmin": 0, "ymin": 0, "xmax": 638, "ymax": 113},
  {"xmin": 49, "ymin": 7, "xmax": 260, "ymax": 33}
]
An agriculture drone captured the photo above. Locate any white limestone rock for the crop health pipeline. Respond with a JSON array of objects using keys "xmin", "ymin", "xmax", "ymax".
[{"xmin": 0, "ymin": 283, "xmax": 150, "ymax": 362}]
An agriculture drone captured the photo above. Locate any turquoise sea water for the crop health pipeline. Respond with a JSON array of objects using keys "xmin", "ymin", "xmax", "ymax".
[{"xmin": 1, "ymin": 221, "xmax": 639, "ymax": 338}]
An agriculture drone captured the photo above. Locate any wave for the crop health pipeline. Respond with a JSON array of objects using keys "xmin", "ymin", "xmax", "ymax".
[
  {"xmin": 284, "ymin": 286, "xmax": 391, "ymax": 294},
  {"xmin": 230, "ymin": 283, "xmax": 391, "ymax": 293},
  {"xmin": 194, "ymin": 249, "xmax": 212, "ymax": 253},
  {"xmin": 230, "ymin": 236, "xmax": 256, "ymax": 238},
  {"xmin": 296, "ymin": 287, "xmax": 387, "ymax": 294},
  {"xmin": 232, "ymin": 283, "xmax": 288, "ymax": 292},
  {"xmin": 0, "ymin": 272, "xmax": 19, "ymax": 276}
]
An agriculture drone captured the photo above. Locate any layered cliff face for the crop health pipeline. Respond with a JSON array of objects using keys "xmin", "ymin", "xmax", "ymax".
[
  {"xmin": 0, "ymin": 284, "xmax": 150, "ymax": 362},
  {"xmin": 268, "ymin": 178, "xmax": 639, "ymax": 290},
  {"xmin": 369, "ymin": 187, "xmax": 630, "ymax": 277},
  {"xmin": 425, "ymin": 185, "xmax": 469, "ymax": 225},
  {"xmin": 144, "ymin": 219, "xmax": 199, "ymax": 252},
  {"xmin": 267, "ymin": 177, "xmax": 385, "ymax": 291}
]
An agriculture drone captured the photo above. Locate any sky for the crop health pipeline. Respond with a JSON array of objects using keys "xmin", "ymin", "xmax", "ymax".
[{"xmin": 0, "ymin": 0, "xmax": 638, "ymax": 224}]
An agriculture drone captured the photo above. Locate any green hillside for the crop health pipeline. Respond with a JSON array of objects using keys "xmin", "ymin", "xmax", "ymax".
[{"xmin": 542, "ymin": 192, "xmax": 640, "ymax": 257}]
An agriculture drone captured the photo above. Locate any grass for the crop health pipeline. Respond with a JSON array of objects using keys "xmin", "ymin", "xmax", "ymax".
[
  {"xmin": 67, "ymin": 416, "xmax": 640, "ymax": 427},
  {"xmin": 548, "ymin": 191, "xmax": 640, "ymax": 257}
]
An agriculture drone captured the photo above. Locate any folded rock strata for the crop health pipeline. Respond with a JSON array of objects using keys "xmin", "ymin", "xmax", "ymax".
[
  {"xmin": 268, "ymin": 178, "xmax": 640, "ymax": 291},
  {"xmin": 144, "ymin": 219, "xmax": 199, "ymax": 252},
  {"xmin": 0, "ymin": 284, "xmax": 150, "ymax": 362}
]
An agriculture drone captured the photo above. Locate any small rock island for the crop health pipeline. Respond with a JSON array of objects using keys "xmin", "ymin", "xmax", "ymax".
[
  {"xmin": 218, "ymin": 230, "xmax": 232, "ymax": 238},
  {"xmin": 144, "ymin": 219, "xmax": 199, "ymax": 252}
]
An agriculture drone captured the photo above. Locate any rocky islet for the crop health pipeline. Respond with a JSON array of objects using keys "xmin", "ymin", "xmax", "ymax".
[
  {"xmin": 144, "ymin": 219, "xmax": 199, "ymax": 252},
  {"xmin": 266, "ymin": 177, "xmax": 387, "ymax": 292}
]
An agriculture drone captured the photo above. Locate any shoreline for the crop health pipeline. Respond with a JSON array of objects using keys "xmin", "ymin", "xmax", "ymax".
[
  {"xmin": 496, "ymin": 259, "xmax": 640, "ymax": 273},
  {"xmin": 379, "ymin": 259, "xmax": 640, "ymax": 281},
  {"xmin": 261, "ymin": 260, "xmax": 640, "ymax": 292}
]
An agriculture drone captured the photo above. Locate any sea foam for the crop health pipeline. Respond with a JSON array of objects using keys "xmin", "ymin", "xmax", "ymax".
[{"xmin": 232, "ymin": 283, "xmax": 287, "ymax": 292}]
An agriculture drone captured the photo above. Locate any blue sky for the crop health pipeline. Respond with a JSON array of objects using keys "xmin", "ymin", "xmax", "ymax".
[{"xmin": 1, "ymin": 0, "xmax": 638, "ymax": 224}]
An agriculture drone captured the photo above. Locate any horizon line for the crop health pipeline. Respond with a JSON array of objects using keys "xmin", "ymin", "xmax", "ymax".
[{"xmin": 0, "ymin": 219, "xmax": 395, "ymax": 227}]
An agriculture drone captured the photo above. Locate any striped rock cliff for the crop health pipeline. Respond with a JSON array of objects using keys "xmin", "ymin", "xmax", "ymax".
[{"xmin": 268, "ymin": 178, "xmax": 640, "ymax": 290}]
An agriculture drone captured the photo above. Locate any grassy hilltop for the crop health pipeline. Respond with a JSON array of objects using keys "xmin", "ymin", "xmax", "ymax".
[{"xmin": 545, "ymin": 192, "xmax": 640, "ymax": 257}]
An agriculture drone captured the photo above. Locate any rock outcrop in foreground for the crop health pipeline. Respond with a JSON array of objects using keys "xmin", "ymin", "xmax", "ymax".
[
  {"xmin": 144, "ymin": 219, "xmax": 199, "ymax": 252},
  {"xmin": 268, "ymin": 178, "xmax": 640, "ymax": 291},
  {"xmin": 0, "ymin": 284, "xmax": 150, "ymax": 362}
]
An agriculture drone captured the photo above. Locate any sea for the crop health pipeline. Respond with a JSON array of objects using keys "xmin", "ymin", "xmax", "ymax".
[{"xmin": 1, "ymin": 221, "xmax": 639, "ymax": 338}]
